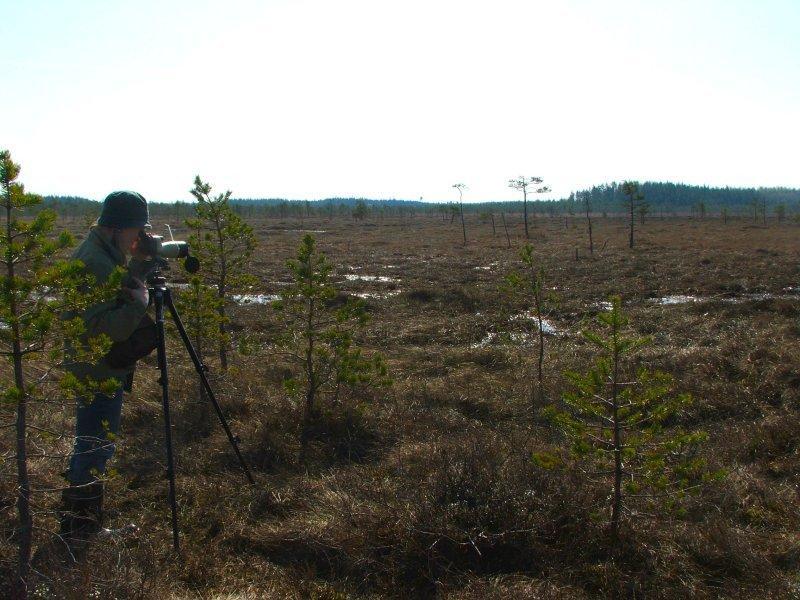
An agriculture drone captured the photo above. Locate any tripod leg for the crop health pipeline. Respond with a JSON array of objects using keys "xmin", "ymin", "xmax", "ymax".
[
  {"xmin": 154, "ymin": 288, "xmax": 181, "ymax": 552},
  {"xmin": 164, "ymin": 289, "xmax": 255, "ymax": 485}
]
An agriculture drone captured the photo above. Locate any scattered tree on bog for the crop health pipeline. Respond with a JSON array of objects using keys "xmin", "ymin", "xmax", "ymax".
[
  {"xmin": 452, "ymin": 183, "xmax": 467, "ymax": 245},
  {"xmin": 478, "ymin": 210, "xmax": 496, "ymax": 236},
  {"xmin": 503, "ymin": 244, "xmax": 557, "ymax": 406},
  {"xmin": 272, "ymin": 234, "xmax": 389, "ymax": 462},
  {"xmin": 541, "ymin": 297, "xmax": 721, "ymax": 544},
  {"xmin": 621, "ymin": 181, "xmax": 647, "ymax": 248},
  {"xmin": 579, "ymin": 190, "xmax": 594, "ymax": 256},
  {"xmin": 351, "ymin": 200, "xmax": 368, "ymax": 221},
  {"xmin": 508, "ymin": 176, "xmax": 551, "ymax": 239},
  {"xmin": 695, "ymin": 201, "xmax": 706, "ymax": 220}
]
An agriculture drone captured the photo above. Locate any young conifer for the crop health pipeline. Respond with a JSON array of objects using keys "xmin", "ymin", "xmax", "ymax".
[
  {"xmin": 621, "ymin": 181, "xmax": 646, "ymax": 248},
  {"xmin": 0, "ymin": 150, "xmax": 115, "ymax": 597},
  {"xmin": 504, "ymin": 243, "xmax": 555, "ymax": 406},
  {"xmin": 542, "ymin": 297, "xmax": 718, "ymax": 544},
  {"xmin": 452, "ymin": 183, "xmax": 467, "ymax": 244},
  {"xmin": 273, "ymin": 234, "xmax": 388, "ymax": 462},
  {"xmin": 774, "ymin": 203, "xmax": 786, "ymax": 223},
  {"xmin": 172, "ymin": 269, "xmax": 225, "ymax": 426},
  {"xmin": 580, "ymin": 190, "xmax": 594, "ymax": 256},
  {"xmin": 187, "ymin": 176, "xmax": 256, "ymax": 370}
]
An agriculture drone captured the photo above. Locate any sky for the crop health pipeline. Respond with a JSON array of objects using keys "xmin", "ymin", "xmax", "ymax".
[{"xmin": 2, "ymin": 0, "xmax": 799, "ymax": 202}]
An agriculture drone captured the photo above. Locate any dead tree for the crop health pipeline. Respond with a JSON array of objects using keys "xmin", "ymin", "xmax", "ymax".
[{"xmin": 452, "ymin": 183, "xmax": 467, "ymax": 245}]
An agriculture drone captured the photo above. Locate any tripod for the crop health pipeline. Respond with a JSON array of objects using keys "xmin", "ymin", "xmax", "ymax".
[{"xmin": 149, "ymin": 273, "xmax": 254, "ymax": 552}]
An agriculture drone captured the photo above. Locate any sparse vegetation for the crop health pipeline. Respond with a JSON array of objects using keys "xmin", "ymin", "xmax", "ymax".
[{"xmin": 1, "ymin": 195, "xmax": 799, "ymax": 598}]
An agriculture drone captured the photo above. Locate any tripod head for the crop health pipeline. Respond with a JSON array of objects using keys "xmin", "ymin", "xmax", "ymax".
[{"xmin": 145, "ymin": 249, "xmax": 200, "ymax": 290}]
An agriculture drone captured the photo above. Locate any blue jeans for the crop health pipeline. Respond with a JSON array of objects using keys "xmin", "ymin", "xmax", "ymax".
[{"xmin": 67, "ymin": 388, "xmax": 124, "ymax": 485}]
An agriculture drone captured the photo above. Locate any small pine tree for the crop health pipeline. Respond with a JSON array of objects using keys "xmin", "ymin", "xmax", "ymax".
[
  {"xmin": 187, "ymin": 176, "xmax": 256, "ymax": 370},
  {"xmin": 175, "ymin": 276, "xmax": 224, "ymax": 358},
  {"xmin": 566, "ymin": 193, "xmax": 575, "ymax": 228},
  {"xmin": 175, "ymin": 215, "xmax": 225, "ymax": 363},
  {"xmin": 478, "ymin": 211, "xmax": 494, "ymax": 235},
  {"xmin": 580, "ymin": 191, "xmax": 594, "ymax": 256},
  {"xmin": 273, "ymin": 234, "xmax": 388, "ymax": 462},
  {"xmin": 621, "ymin": 181, "xmax": 647, "ymax": 248},
  {"xmin": 749, "ymin": 197, "xmax": 760, "ymax": 223},
  {"xmin": 638, "ymin": 202, "xmax": 649, "ymax": 225},
  {"xmin": 173, "ymin": 272, "xmax": 225, "ymax": 427},
  {"xmin": 501, "ymin": 212, "xmax": 511, "ymax": 248},
  {"xmin": 452, "ymin": 183, "xmax": 467, "ymax": 244},
  {"xmin": 352, "ymin": 200, "xmax": 368, "ymax": 221},
  {"xmin": 508, "ymin": 176, "xmax": 551, "ymax": 239},
  {"xmin": 697, "ymin": 201, "xmax": 706, "ymax": 220},
  {"xmin": 504, "ymin": 244, "xmax": 556, "ymax": 406},
  {"xmin": 543, "ymin": 297, "xmax": 718, "ymax": 544},
  {"xmin": 0, "ymin": 150, "xmax": 115, "ymax": 597}
]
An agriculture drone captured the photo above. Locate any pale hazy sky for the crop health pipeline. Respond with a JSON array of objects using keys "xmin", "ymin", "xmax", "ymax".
[{"xmin": 2, "ymin": 0, "xmax": 798, "ymax": 202}]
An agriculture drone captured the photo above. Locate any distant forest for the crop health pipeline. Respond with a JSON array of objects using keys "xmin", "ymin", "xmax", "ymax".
[{"xmin": 42, "ymin": 181, "xmax": 800, "ymax": 219}]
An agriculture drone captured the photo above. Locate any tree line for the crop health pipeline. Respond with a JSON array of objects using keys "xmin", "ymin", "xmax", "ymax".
[{"xmin": 39, "ymin": 181, "xmax": 800, "ymax": 221}]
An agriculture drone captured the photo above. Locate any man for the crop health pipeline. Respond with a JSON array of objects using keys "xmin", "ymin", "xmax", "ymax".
[{"xmin": 59, "ymin": 190, "xmax": 157, "ymax": 549}]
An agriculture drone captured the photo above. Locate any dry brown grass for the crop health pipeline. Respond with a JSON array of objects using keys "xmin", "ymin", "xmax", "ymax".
[{"xmin": 2, "ymin": 213, "xmax": 799, "ymax": 598}]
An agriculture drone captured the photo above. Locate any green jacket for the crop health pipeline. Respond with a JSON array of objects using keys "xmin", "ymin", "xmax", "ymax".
[{"xmin": 64, "ymin": 227, "xmax": 151, "ymax": 389}]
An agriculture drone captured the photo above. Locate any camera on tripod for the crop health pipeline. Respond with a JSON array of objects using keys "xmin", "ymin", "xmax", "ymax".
[{"xmin": 138, "ymin": 226, "xmax": 200, "ymax": 274}]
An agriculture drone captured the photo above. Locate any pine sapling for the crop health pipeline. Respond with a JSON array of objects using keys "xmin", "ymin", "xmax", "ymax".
[
  {"xmin": 452, "ymin": 183, "xmax": 467, "ymax": 245},
  {"xmin": 581, "ymin": 191, "xmax": 594, "ymax": 256},
  {"xmin": 273, "ymin": 235, "xmax": 388, "ymax": 462},
  {"xmin": 542, "ymin": 296, "xmax": 720, "ymax": 544},
  {"xmin": 504, "ymin": 244, "xmax": 556, "ymax": 406},
  {"xmin": 621, "ymin": 181, "xmax": 646, "ymax": 248},
  {"xmin": 187, "ymin": 176, "xmax": 256, "ymax": 370},
  {"xmin": 501, "ymin": 212, "xmax": 511, "ymax": 248},
  {"xmin": 0, "ymin": 150, "xmax": 116, "ymax": 597}
]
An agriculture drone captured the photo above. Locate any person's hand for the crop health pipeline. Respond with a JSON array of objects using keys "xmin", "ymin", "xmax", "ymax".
[{"xmin": 124, "ymin": 277, "xmax": 149, "ymax": 307}]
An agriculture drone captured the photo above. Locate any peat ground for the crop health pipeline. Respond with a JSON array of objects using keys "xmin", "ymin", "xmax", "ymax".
[{"xmin": 2, "ymin": 213, "xmax": 799, "ymax": 598}]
